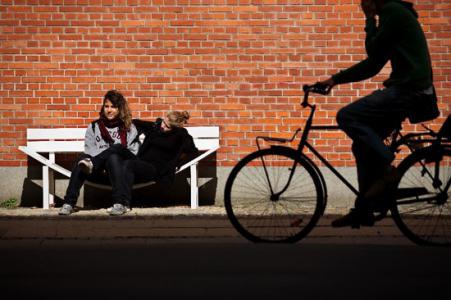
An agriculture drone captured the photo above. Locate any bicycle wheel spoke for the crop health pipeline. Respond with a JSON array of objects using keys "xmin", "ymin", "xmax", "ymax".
[
  {"xmin": 392, "ymin": 146, "xmax": 451, "ymax": 246},
  {"xmin": 224, "ymin": 148, "xmax": 324, "ymax": 243},
  {"xmin": 235, "ymin": 167, "xmax": 271, "ymax": 196}
]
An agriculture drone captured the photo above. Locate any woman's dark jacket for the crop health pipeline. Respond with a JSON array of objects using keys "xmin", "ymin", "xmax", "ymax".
[{"xmin": 132, "ymin": 118, "xmax": 198, "ymax": 182}]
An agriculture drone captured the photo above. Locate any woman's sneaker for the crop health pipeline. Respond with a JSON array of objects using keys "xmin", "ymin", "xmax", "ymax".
[
  {"xmin": 78, "ymin": 158, "xmax": 93, "ymax": 175},
  {"xmin": 108, "ymin": 203, "xmax": 130, "ymax": 216},
  {"xmin": 58, "ymin": 204, "xmax": 75, "ymax": 215}
]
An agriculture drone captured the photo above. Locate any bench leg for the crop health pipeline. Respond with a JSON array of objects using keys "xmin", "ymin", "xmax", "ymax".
[
  {"xmin": 190, "ymin": 164, "xmax": 199, "ymax": 209},
  {"xmin": 48, "ymin": 169, "xmax": 55, "ymax": 208},
  {"xmin": 42, "ymin": 153, "xmax": 56, "ymax": 209},
  {"xmin": 48, "ymin": 153, "xmax": 55, "ymax": 208},
  {"xmin": 42, "ymin": 165, "xmax": 50, "ymax": 209}
]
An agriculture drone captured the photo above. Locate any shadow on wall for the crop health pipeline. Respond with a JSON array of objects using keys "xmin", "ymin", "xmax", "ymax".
[
  {"xmin": 20, "ymin": 153, "xmax": 218, "ymax": 209},
  {"xmin": 20, "ymin": 177, "xmax": 50, "ymax": 207},
  {"xmin": 126, "ymin": 165, "xmax": 217, "ymax": 208},
  {"xmin": 20, "ymin": 164, "xmax": 65, "ymax": 208},
  {"xmin": 20, "ymin": 156, "xmax": 75, "ymax": 207}
]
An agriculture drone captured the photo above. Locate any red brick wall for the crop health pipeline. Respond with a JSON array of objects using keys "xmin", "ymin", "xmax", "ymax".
[{"xmin": 1, "ymin": 0, "xmax": 449, "ymax": 167}]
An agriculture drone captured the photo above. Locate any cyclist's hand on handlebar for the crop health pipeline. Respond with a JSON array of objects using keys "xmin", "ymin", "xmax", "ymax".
[
  {"xmin": 316, "ymin": 78, "xmax": 335, "ymax": 94},
  {"xmin": 303, "ymin": 78, "xmax": 335, "ymax": 95}
]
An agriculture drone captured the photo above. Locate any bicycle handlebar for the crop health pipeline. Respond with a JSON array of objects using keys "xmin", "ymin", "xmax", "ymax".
[
  {"xmin": 302, "ymin": 83, "xmax": 331, "ymax": 108},
  {"xmin": 303, "ymin": 83, "xmax": 330, "ymax": 95}
]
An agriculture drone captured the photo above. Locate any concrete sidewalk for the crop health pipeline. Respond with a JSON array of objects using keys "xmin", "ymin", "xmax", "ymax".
[{"xmin": 0, "ymin": 206, "xmax": 411, "ymax": 244}]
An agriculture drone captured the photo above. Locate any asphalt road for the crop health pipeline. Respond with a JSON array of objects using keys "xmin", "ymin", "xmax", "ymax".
[{"xmin": 1, "ymin": 238, "xmax": 450, "ymax": 299}]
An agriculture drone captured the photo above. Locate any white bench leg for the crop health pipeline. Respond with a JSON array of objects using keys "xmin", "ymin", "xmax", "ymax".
[
  {"xmin": 48, "ymin": 169, "xmax": 55, "ymax": 208},
  {"xmin": 190, "ymin": 164, "xmax": 199, "ymax": 209},
  {"xmin": 42, "ymin": 165, "xmax": 50, "ymax": 209},
  {"xmin": 48, "ymin": 153, "xmax": 55, "ymax": 208},
  {"xmin": 42, "ymin": 153, "xmax": 56, "ymax": 209}
]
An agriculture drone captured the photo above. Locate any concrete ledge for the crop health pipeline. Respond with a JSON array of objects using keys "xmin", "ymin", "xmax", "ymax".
[{"xmin": 0, "ymin": 207, "xmax": 407, "ymax": 243}]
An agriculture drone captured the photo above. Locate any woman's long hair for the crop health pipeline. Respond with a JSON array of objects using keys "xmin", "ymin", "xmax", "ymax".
[{"xmin": 99, "ymin": 90, "xmax": 132, "ymax": 130}]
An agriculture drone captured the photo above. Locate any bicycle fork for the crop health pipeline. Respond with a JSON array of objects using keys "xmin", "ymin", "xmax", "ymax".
[{"xmin": 259, "ymin": 153, "xmax": 299, "ymax": 202}]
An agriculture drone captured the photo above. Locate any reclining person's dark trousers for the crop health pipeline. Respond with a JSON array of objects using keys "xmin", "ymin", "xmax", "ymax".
[{"xmin": 121, "ymin": 160, "xmax": 160, "ymax": 207}]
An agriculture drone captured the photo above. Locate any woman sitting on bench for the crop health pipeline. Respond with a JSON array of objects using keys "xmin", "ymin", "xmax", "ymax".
[
  {"xmin": 107, "ymin": 111, "xmax": 198, "ymax": 215},
  {"xmin": 59, "ymin": 90, "xmax": 139, "ymax": 216}
]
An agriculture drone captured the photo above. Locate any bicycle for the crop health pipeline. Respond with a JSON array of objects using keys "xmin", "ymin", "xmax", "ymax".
[{"xmin": 224, "ymin": 83, "xmax": 451, "ymax": 246}]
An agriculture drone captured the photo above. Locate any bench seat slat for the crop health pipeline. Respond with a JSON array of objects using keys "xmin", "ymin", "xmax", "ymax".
[
  {"xmin": 27, "ymin": 128, "xmax": 86, "ymax": 140},
  {"xmin": 194, "ymin": 139, "xmax": 220, "ymax": 151},
  {"xmin": 27, "ymin": 141, "xmax": 85, "ymax": 153},
  {"xmin": 185, "ymin": 127, "xmax": 219, "ymax": 138}
]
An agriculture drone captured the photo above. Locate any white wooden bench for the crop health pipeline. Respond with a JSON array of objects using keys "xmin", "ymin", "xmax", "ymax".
[{"xmin": 18, "ymin": 126, "xmax": 220, "ymax": 209}]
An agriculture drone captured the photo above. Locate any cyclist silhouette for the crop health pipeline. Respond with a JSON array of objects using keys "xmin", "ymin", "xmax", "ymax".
[{"xmin": 318, "ymin": 0, "xmax": 439, "ymax": 227}]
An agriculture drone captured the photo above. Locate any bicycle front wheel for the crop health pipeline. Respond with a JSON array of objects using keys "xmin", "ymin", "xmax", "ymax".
[
  {"xmin": 224, "ymin": 147, "xmax": 325, "ymax": 243},
  {"xmin": 391, "ymin": 146, "xmax": 451, "ymax": 246}
]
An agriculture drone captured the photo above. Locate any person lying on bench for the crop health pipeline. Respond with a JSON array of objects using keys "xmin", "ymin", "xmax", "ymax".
[
  {"xmin": 107, "ymin": 111, "xmax": 198, "ymax": 215},
  {"xmin": 59, "ymin": 90, "xmax": 139, "ymax": 215}
]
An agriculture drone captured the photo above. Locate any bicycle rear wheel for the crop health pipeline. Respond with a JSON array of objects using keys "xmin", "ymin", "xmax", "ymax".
[
  {"xmin": 224, "ymin": 147, "xmax": 325, "ymax": 243},
  {"xmin": 391, "ymin": 145, "xmax": 451, "ymax": 246}
]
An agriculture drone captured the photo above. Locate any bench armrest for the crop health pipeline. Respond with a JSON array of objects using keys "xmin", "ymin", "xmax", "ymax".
[
  {"xmin": 18, "ymin": 146, "xmax": 72, "ymax": 178},
  {"xmin": 176, "ymin": 146, "xmax": 220, "ymax": 173}
]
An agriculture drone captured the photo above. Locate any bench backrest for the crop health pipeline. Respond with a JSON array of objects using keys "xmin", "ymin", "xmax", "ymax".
[{"xmin": 25, "ymin": 126, "xmax": 220, "ymax": 153}]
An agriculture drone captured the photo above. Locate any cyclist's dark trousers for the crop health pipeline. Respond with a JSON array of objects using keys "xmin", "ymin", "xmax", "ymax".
[
  {"xmin": 336, "ymin": 86, "xmax": 413, "ymax": 201},
  {"xmin": 122, "ymin": 159, "xmax": 159, "ymax": 206},
  {"xmin": 63, "ymin": 151, "xmax": 127, "ymax": 207}
]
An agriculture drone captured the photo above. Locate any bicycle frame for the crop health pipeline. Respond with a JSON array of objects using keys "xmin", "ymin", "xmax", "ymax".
[
  {"xmin": 299, "ymin": 97, "xmax": 360, "ymax": 196},
  {"xmin": 256, "ymin": 87, "xmax": 361, "ymax": 199},
  {"xmin": 256, "ymin": 85, "xmax": 449, "ymax": 204}
]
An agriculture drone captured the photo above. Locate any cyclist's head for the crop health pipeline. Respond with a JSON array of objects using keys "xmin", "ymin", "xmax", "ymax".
[{"xmin": 361, "ymin": 0, "xmax": 385, "ymax": 14}]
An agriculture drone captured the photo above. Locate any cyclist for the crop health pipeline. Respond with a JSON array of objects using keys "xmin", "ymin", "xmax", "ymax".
[{"xmin": 317, "ymin": 0, "xmax": 439, "ymax": 227}]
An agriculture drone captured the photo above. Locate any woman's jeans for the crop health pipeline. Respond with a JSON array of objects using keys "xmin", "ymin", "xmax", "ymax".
[
  {"xmin": 63, "ymin": 146, "xmax": 132, "ymax": 207},
  {"xmin": 336, "ymin": 86, "xmax": 421, "ymax": 209}
]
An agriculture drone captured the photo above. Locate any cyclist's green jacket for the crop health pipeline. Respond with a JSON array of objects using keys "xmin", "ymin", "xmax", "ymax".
[{"xmin": 332, "ymin": 0, "xmax": 432, "ymax": 90}]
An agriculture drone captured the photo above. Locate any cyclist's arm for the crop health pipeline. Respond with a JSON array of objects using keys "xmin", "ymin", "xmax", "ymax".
[
  {"xmin": 331, "ymin": 4, "xmax": 399, "ymax": 85},
  {"xmin": 331, "ymin": 54, "xmax": 388, "ymax": 85}
]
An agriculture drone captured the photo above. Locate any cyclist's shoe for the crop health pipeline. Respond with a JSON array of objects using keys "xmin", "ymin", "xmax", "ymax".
[
  {"xmin": 331, "ymin": 209, "xmax": 375, "ymax": 229},
  {"xmin": 78, "ymin": 158, "xmax": 93, "ymax": 175},
  {"xmin": 58, "ymin": 204, "xmax": 75, "ymax": 215},
  {"xmin": 107, "ymin": 203, "xmax": 130, "ymax": 216},
  {"xmin": 364, "ymin": 165, "xmax": 400, "ymax": 201}
]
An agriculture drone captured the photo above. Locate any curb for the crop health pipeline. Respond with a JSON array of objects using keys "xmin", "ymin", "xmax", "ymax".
[{"xmin": 0, "ymin": 208, "xmax": 407, "ymax": 243}]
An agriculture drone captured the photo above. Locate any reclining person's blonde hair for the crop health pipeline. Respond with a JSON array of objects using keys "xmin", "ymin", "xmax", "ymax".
[{"xmin": 167, "ymin": 111, "xmax": 190, "ymax": 128}]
